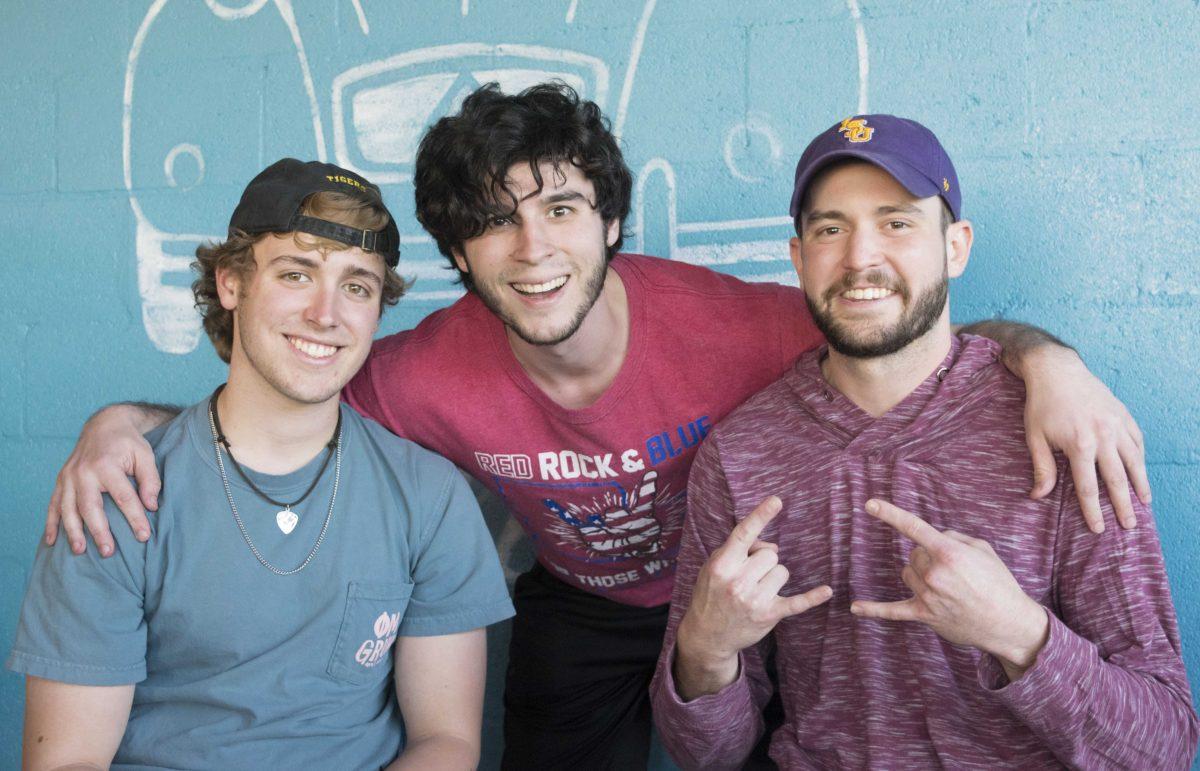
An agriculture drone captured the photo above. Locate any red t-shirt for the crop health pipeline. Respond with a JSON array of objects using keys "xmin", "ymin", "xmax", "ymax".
[{"xmin": 344, "ymin": 254, "xmax": 823, "ymax": 606}]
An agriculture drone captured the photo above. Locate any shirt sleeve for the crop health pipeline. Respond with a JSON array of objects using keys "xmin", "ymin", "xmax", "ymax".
[
  {"xmin": 7, "ymin": 500, "xmax": 148, "ymax": 686},
  {"xmin": 650, "ymin": 434, "xmax": 774, "ymax": 770},
  {"xmin": 398, "ymin": 460, "xmax": 514, "ymax": 636},
  {"xmin": 977, "ymin": 460, "xmax": 1199, "ymax": 769}
]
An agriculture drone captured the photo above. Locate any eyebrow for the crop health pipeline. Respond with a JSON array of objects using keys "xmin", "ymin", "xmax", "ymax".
[
  {"xmin": 804, "ymin": 202, "xmax": 925, "ymax": 225},
  {"xmin": 521, "ymin": 189, "xmax": 592, "ymax": 207}
]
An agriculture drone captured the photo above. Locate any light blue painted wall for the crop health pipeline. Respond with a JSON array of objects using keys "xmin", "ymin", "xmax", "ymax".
[{"xmin": 1, "ymin": 1, "xmax": 1197, "ymax": 767}]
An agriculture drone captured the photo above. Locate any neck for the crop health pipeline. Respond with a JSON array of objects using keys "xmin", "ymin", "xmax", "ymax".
[
  {"xmin": 821, "ymin": 317, "xmax": 953, "ymax": 418},
  {"xmin": 508, "ymin": 267, "xmax": 630, "ymax": 410},
  {"xmin": 216, "ymin": 370, "xmax": 340, "ymax": 475}
]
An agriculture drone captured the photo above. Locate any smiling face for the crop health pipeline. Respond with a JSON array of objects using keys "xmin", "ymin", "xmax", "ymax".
[
  {"xmin": 792, "ymin": 161, "xmax": 971, "ymax": 359},
  {"xmin": 217, "ymin": 234, "xmax": 384, "ymax": 406},
  {"xmin": 452, "ymin": 161, "xmax": 620, "ymax": 347}
]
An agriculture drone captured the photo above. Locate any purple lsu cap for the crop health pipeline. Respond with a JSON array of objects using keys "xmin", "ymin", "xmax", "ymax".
[{"xmin": 789, "ymin": 115, "xmax": 961, "ymax": 222}]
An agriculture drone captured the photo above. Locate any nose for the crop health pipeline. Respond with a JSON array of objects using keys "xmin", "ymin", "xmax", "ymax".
[
  {"xmin": 303, "ymin": 282, "xmax": 339, "ymax": 328},
  {"xmin": 843, "ymin": 226, "xmax": 885, "ymax": 273},
  {"xmin": 513, "ymin": 217, "xmax": 553, "ymax": 263}
]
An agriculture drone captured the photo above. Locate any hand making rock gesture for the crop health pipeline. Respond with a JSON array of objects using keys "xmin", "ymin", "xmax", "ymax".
[{"xmin": 674, "ymin": 495, "xmax": 833, "ymax": 699}]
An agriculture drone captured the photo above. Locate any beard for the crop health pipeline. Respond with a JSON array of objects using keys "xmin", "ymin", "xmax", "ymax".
[
  {"xmin": 474, "ymin": 255, "xmax": 609, "ymax": 347},
  {"xmin": 806, "ymin": 264, "xmax": 948, "ymax": 359}
]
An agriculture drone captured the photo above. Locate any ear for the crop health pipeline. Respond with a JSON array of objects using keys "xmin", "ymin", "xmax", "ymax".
[
  {"xmin": 788, "ymin": 236, "xmax": 803, "ymax": 276},
  {"xmin": 945, "ymin": 219, "xmax": 973, "ymax": 279},
  {"xmin": 216, "ymin": 265, "xmax": 241, "ymax": 311},
  {"xmin": 604, "ymin": 218, "xmax": 620, "ymax": 249},
  {"xmin": 451, "ymin": 248, "xmax": 469, "ymax": 276}
]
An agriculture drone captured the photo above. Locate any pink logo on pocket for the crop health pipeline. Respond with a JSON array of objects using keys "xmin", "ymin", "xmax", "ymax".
[{"xmin": 355, "ymin": 611, "xmax": 401, "ymax": 668}]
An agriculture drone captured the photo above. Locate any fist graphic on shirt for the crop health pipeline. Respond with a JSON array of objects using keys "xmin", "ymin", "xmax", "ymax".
[{"xmin": 543, "ymin": 471, "xmax": 663, "ymax": 559}]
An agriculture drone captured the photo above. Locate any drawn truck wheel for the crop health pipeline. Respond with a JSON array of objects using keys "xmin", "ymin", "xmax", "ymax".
[{"xmin": 125, "ymin": 0, "xmax": 322, "ymax": 354}]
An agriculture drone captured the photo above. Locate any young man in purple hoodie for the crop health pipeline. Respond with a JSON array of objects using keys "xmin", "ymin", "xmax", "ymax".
[{"xmin": 651, "ymin": 116, "xmax": 1199, "ymax": 769}]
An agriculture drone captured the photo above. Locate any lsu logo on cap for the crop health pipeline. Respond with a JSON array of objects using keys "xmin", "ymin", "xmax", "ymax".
[
  {"xmin": 839, "ymin": 117, "xmax": 874, "ymax": 143},
  {"xmin": 943, "ymin": 178, "xmax": 950, "ymax": 192}
]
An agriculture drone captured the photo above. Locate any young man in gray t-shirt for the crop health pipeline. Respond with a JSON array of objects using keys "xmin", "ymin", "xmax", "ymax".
[{"xmin": 8, "ymin": 159, "xmax": 514, "ymax": 768}]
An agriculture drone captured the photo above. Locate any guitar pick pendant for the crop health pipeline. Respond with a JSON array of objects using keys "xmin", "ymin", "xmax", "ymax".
[{"xmin": 276, "ymin": 508, "xmax": 299, "ymax": 535}]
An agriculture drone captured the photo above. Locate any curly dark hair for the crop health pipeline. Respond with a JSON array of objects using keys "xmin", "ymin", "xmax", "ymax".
[
  {"xmin": 192, "ymin": 191, "xmax": 408, "ymax": 363},
  {"xmin": 414, "ymin": 82, "xmax": 633, "ymax": 290}
]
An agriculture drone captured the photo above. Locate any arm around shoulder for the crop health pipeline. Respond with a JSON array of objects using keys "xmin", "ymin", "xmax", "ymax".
[{"xmin": 46, "ymin": 401, "xmax": 180, "ymax": 558}]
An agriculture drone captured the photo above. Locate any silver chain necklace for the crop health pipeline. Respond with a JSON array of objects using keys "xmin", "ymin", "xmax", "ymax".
[{"xmin": 207, "ymin": 402, "xmax": 341, "ymax": 576}]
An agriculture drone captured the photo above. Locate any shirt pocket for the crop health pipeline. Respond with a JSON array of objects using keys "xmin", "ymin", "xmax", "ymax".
[{"xmin": 327, "ymin": 580, "xmax": 415, "ymax": 685}]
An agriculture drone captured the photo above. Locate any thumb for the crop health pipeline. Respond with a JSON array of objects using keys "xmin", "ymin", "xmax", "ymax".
[
  {"xmin": 850, "ymin": 597, "xmax": 921, "ymax": 622},
  {"xmin": 1026, "ymin": 430, "xmax": 1057, "ymax": 499},
  {"xmin": 774, "ymin": 584, "xmax": 833, "ymax": 620}
]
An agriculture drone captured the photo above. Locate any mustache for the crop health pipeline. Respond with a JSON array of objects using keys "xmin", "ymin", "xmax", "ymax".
[{"xmin": 822, "ymin": 271, "xmax": 910, "ymax": 304}]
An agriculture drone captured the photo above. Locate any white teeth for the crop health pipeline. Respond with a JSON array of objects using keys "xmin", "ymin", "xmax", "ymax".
[
  {"xmin": 512, "ymin": 276, "xmax": 568, "ymax": 295},
  {"xmin": 288, "ymin": 337, "xmax": 337, "ymax": 359},
  {"xmin": 842, "ymin": 287, "xmax": 895, "ymax": 301}
]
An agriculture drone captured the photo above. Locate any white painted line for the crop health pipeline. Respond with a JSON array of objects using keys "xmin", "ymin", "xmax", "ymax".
[
  {"xmin": 566, "ymin": 0, "xmax": 579, "ymax": 23},
  {"xmin": 846, "ymin": 0, "xmax": 869, "ymax": 114},
  {"xmin": 613, "ymin": 0, "xmax": 657, "ymax": 140},
  {"xmin": 350, "ymin": 0, "xmax": 370, "ymax": 34}
]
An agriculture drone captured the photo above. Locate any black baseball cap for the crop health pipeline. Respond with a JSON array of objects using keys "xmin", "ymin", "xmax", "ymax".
[{"xmin": 228, "ymin": 158, "xmax": 400, "ymax": 267}]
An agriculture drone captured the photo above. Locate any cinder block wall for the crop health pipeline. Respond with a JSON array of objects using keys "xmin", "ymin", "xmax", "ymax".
[{"xmin": 2, "ymin": 2, "xmax": 1197, "ymax": 768}]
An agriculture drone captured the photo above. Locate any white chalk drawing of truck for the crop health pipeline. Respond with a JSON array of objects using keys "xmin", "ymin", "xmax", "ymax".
[{"xmin": 123, "ymin": 0, "xmax": 865, "ymax": 354}]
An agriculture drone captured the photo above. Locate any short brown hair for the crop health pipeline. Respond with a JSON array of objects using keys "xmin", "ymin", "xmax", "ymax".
[{"xmin": 193, "ymin": 191, "xmax": 408, "ymax": 362}]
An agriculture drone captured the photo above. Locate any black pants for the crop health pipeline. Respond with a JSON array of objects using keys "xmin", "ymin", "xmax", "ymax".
[
  {"xmin": 501, "ymin": 563, "xmax": 669, "ymax": 770},
  {"xmin": 500, "ymin": 563, "xmax": 782, "ymax": 770}
]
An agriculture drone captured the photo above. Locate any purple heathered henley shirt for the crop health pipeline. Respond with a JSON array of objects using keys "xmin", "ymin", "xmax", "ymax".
[{"xmin": 651, "ymin": 335, "xmax": 1198, "ymax": 770}]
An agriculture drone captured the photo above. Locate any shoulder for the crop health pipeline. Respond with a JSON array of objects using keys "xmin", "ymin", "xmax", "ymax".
[
  {"xmin": 615, "ymin": 253, "xmax": 801, "ymax": 304},
  {"xmin": 341, "ymin": 406, "xmax": 463, "ymax": 491},
  {"xmin": 363, "ymin": 292, "xmax": 491, "ymax": 367}
]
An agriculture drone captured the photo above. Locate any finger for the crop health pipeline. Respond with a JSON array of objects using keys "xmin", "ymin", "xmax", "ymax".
[
  {"xmin": 864, "ymin": 499, "xmax": 946, "ymax": 550},
  {"xmin": 1066, "ymin": 449, "xmax": 1104, "ymax": 534},
  {"xmin": 759, "ymin": 562, "xmax": 791, "ymax": 598},
  {"xmin": 76, "ymin": 481, "xmax": 115, "ymax": 558},
  {"xmin": 1097, "ymin": 446, "xmax": 1136, "ymax": 530},
  {"xmin": 57, "ymin": 481, "xmax": 87, "ymax": 555},
  {"xmin": 940, "ymin": 530, "xmax": 986, "ymax": 549},
  {"xmin": 1119, "ymin": 425, "xmax": 1151, "ymax": 506},
  {"xmin": 900, "ymin": 564, "xmax": 929, "ymax": 596},
  {"xmin": 909, "ymin": 545, "xmax": 933, "ymax": 575},
  {"xmin": 741, "ymin": 544, "xmax": 781, "ymax": 584},
  {"xmin": 133, "ymin": 443, "xmax": 163, "ymax": 513},
  {"xmin": 851, "ymin": 597, "xmax": 922, "ymax": 622},
  {"xmin": 774, "ymin": 584, "xmax": 833, "ymax": 619},
  {"xmin": 97, "ymin": 469, "xmax": 149, "ymax": 544},
  {"xmin": 1026, "ymin": 430, "xmax": 1057, "ymax": 500},
  {"xmin": 45, "ymin": 483, "xmax": 64, "ymax": 546},
  {"xmin": 748, "ymin": 539, "xmax": 779, "ymax": 555},
  {"xmin": 726, "ymin": 496, "xmax": 782, "ymax": 555}
]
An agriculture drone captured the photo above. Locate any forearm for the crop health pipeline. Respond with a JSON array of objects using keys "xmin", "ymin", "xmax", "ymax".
[
  {"xmin": 95, "ymin": 402, "xmax": 181, "ymax": 434},
  {"xmin": 385, "ymin": 734, "xmax": 479, "ymax": 770},
  {"xmin": 988, "ymin": 613, "xmax": 1198, "ymax": 768},
  {"xmin": 651, "ymin": 639, "xmax": 764, "ymax": 770},
  {"xmin": 957, "ymin": 319, "xmax": 1073, "ymax": 378}
]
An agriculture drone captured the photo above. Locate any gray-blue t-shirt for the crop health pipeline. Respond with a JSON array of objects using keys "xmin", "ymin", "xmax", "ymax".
[{"xmin": 9, "ymin": 398, "xmax": 514, "ymax": 769}]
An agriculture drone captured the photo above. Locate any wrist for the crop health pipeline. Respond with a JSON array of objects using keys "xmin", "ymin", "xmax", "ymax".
[
  {"xmin": 674, "ymin": 614, "xmax": 740, "ymax": 701},
  {"xmin": 993, "ymin": 600, "xmax": 1050, "ymax": 679}
]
